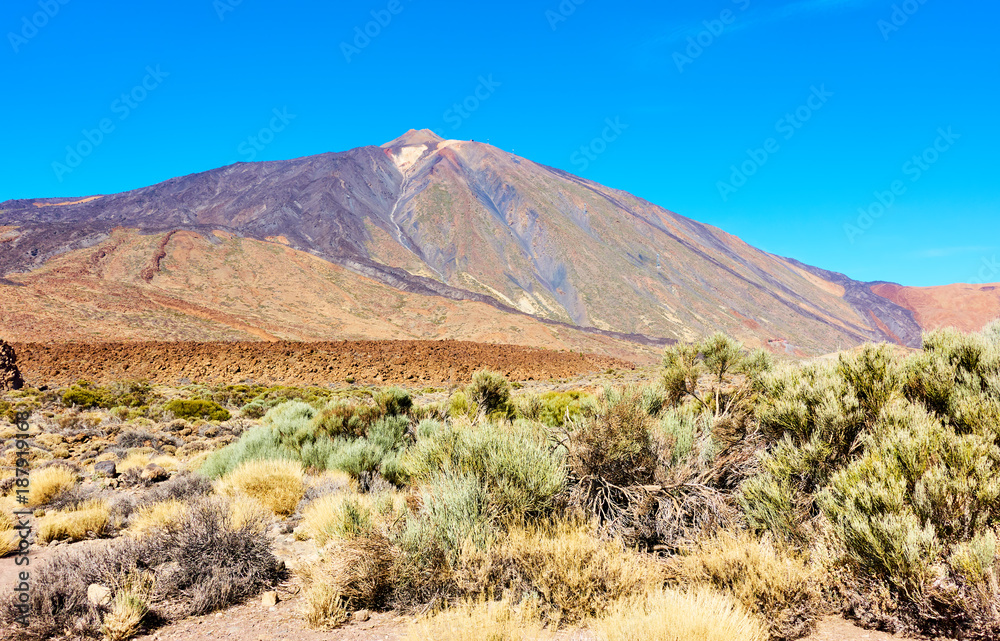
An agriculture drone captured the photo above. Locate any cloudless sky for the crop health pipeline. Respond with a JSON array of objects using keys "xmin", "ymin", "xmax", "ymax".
[{"xmin": 1, "ymin": 0, "xmax": 997, "ymax": 286}]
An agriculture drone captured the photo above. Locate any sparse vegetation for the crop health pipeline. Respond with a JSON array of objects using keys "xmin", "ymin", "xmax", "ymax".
[{"xmin": 7, "ymin": 323, "xmax": 1000, "ymax": 639}]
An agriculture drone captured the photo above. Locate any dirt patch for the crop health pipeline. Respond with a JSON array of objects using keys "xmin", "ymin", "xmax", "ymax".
[{"xmin": 14, "ymin": 340, "xmax": 633, "ymax": 387}]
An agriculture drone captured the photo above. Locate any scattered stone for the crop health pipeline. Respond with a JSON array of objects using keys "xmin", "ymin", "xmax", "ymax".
[
  {"xmin": 94, "ymin": 461, "xmax": 118, "ymax": 478},
  {"xmin": 261, "ymin": 591, "xmax": 278, "ymax": 607},
  {"xmin": 0, "ymin": 340, "xmax": 24, "ymax": 391},
  {"xmin": 140, "ymin": 464, "xmax": 169, "ymax": 483},
  {"xmin": 87, "ymin": 584, "xmax": 112, "ymax": 607},
  {"xmin": 354, "ymin": 609, "xmax": 371, "ymax": 622}
]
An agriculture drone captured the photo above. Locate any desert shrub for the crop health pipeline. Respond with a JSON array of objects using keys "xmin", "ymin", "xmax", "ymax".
[
  {"xmin": 37, "ymin": 500, "xmax": 110, "ymax": 542},
  {"xmin": 1, "ymin": 497, "xmax": 280, "ymax": 638},
  {"xmin": 654, "ymin": 407, "xmax": 716, "ymax": 468},
  {"xmin": 325, "ymin": 415, "xmax": 412, "ymax": 483},
  {"xmin": 163, "ymin": 399, "xmax": 230, "ymax": 422},
  {"xmin": 983, "ymin": 318, "xmax": 1000, "ymax": 346},
  {"xmin": 597, "ymin": 588, "xmax": 768, "ymax": 641},
  {"xmin": 27, "ymin": 465, "xmax": 78, "ymax": 507},
  {"xmin": 403, "ymin": 420, "xmax": 566, "ymax": 521},
  {"xmin": 742, "ymin": 349, "xmax": 906, "ymax": 542},
  {"xmin": 468, "ymin": 369, "xmax": 515, "ymax": 419},
  {"xmin": 300, "ymin": 533, "xmax": 395, "ymax": 628},
  {"xmin": 0, "ymin": 531, "xmax": 18, "ymax": 558},
  {"xmin": 148, "ymin": 497, "xmax": 280, "ymax": 615},
  {"xmin": 375, "ymin": 386, "xmax": 413, "ymax": 416},
  {"xmin": 116, "ymin": 430, "xmax": 159, "ymax": 450},
  {"xmin": 456, "ymin": 520, "xmax": 663, "ymax": 625},
  {"xmin": 568, "ymin": 386, "xmax": 657, "ymax": 487},
  {"xmin": 405, "ymin": 472, "xmax": 496, "ymax": 563},
  {"xmin": 142, "ymin": 472, "xmax": 213, "ymax": 504},
  {"xmin": 739, "ymin": 324, "xmax": 1000, "ymax": 637},
  {"xmin": 311, "ymin": 399, "xmax": 382, "ymax": 439},
  {"xmin": 60, "ymin": 381, "xmax": 157, "ymax": 410},
  {"xmin": 664, "ymin": 532, "xmax": 824, "ymax": 640},
  {"xmin": 530, "ymin": 390, "xmax": 595, "ymax": 427},
  {"xmin": 447, "ymin": 391, "xmax": 474, "ymax": 418},
  {"xmin": 663, "ymin": 334, "xmax": 772, "ymax": 417},
  {"xmin": 217, "ymin": 458, "xmax": 304, "ymax": 516}
]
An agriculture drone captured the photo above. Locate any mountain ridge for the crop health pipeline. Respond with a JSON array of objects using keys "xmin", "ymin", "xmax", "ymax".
[{"xmin": 2, "ymin": 130, "xmax": 997, "ymax": 354}]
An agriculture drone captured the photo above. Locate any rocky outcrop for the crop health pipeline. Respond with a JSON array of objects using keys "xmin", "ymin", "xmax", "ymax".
[{"xmin": 0, "ymin": 340, "xmax": 24, "ymax": 390}]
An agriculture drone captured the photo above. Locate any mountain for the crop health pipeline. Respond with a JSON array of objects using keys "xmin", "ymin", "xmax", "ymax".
[{"xmin": 1, "ymin": 129, "xmax": 996, "ymax": 355}]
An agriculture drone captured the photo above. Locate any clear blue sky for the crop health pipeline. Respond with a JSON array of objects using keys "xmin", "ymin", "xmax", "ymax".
[{"xmin": 1, "ymin": 0, "xmax": 996, "ymax": 286}]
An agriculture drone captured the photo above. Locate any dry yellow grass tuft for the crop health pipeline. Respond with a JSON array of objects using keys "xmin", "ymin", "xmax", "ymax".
[
  {"xmin": 116, "ymin": 450, "xmax": 153, "ymax": 473},
  {"xmin": 217, "ymin": 459, "xmax": 305, "ymax": 516},
  {"xmin": 38, "ymin": 500, "xmax": 110, "ymax": 543},
  {"xmin": 459, "ymin": 520, "xmax": 664, "ymax": 624},
  {"xmin": 115, "ymin": 451, "xmax": 183, "ymax": 476},
  {"xmin": 27, "ymin": 466, "xmax": 77, "ymax": 506},
  {"xmin": 299, "ymin": 491, "xmax": 406, "ymax": 545},
  {"xmin": 229, "ymin": 495, "xmax": 272, "ymax": 532},
  {"xmin": 0, "ymin": 499, "xmax": 20, "ymax": 557},
  {"xmin": 408, "ymin": 598, "xmax": 557, "ymax": 641},
  {"xmin": 596, "ymin": 588, "xmax": 768, "ymax": 641},
  {"xmin": 102, "ymin": 570, "xmax": 155, "ymax": 641},
  {"xmin": 664, "ymin": 532, "xmax": 824, "ymax": 640},
  {"xmin": 129, "ymin": 500, "xmax": 186, "ymax": 535},
  {"xmin": 0, "ymin": 531, "xmax": 19, "ymax": 558},
  {"xmin": 300, "ymin": 534, "xmax": 394, "ymax": 629}
]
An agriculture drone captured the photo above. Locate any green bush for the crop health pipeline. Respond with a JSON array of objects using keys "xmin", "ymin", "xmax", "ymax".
[
  {"xmin": 403, "ymin": 419, "xmax": 566, "ymax": 521},
  {"xmin": 468, "ymin": 370, "xmax": 515, "ymax": 419},
  {"xmin": 374, "ymin": 387, "xmax": 413, "ymax": 417},
  {"xmin": 311, "ymin": 399, "xmax": 383, "ymax": 439},
  {"xmin": 61, "ymin": 381, "xmax": 157, "ymax": 410},
  {"xmin": 529, "ymin": 391, "xmax": 595, "ymax": 428},
  {"xmin": 403, "ymin": 471, "xmax": 495, "ymax": 561},
  {"xmin": 199, "ymin": 425, "xmax": 292, "ymax": 478},
  {"xmin": 164, "ymin": 399, "xmax": 231, "ymax": 421},
  {"xmin": 740, "ymin": 323, "xmax": 1000, "ymax": 637}
]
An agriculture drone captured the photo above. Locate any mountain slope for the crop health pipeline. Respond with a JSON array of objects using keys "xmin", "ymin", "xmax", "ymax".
[
  {"xmin": 1, "ymin": 129, "xmax": 988, "ymax": 354},
  {"xmin": 0, "ymin": 228, "xmax": 655, "ymax": 360}
]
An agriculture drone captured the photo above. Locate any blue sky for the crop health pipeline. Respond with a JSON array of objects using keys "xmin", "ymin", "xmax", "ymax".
[{"xmin": 1, "ymin": 0, "xmax": 996, "ymax": 286}]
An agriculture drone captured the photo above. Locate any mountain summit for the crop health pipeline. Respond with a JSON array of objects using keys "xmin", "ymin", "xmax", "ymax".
[{"xmin": 1, "ymin": 132, "xmax": 997, "ymax": 354}]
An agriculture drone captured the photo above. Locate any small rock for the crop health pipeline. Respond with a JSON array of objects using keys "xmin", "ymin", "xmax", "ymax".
[
  {"xmin": 0, "ymin": 340, "xmax": 24, "ymax": 391},
  {"xmin": 94, "ymin": 460, "xmax": 118, "ymax": 478},
  {"xmin": 261, "ymin": 591, "xmax": 278, "ymax": 607},
  {"xmin": 140, "ymin": 464, "xmax": 169, "ymax": 483},
  {"xmin": 87, "ymin": 584, "xmax": 112, "ymax": 607},
  {"xmin": 354, "ymin": 609, "xmax": 371, "ymax": 622}
]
